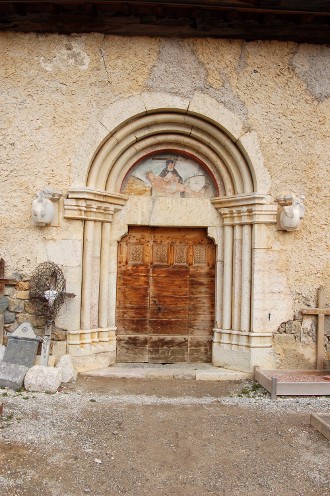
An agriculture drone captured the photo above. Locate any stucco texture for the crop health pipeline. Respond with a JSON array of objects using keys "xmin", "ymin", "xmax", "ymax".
[{"xmin": 0, "ymin": 34, "xmax": 329, "ymax": 338}]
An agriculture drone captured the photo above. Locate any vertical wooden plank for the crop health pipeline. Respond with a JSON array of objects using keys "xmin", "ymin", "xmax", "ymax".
[
  {"xmin": 317, "ymin": 286, "xmax": 325, "ymax": 370},
  {"xmin": 116, "ymin": 228, "xmax": 150, "ymax": 362}
]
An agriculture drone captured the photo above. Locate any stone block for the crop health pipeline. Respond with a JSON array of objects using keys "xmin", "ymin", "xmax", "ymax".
[
  {"xmin": 286, "ymin": 320, "xmax": 302, "ymax": 335},
  {"xmin": 273, "ymin": 334, "xmax": 296, "ymax": 345},
  {"xmin": 196, "ymin": 370, "xmax": 250, "ymax": 381},
  {"xmin": 55, "ymin": 354, "xmax": 77, "ymax": 383},
  {"xmin": 100, "ymin": 95, "xmax": 146, "ymax": 133},
  {"xmin": 24, "ymin": 365, "xmax": 62, "ymax": 393},
  {"xmin": 142, "ymin": 91, "xmax": 189, "ymax": 113},
  {"xmin": 4, "ymin": 311, "xmax": 16, "ymax": 324},
  {"xmin": 17, "ymin": 313, "xmax": 45, "ymax": 327},
  {"xmin": 237, "ymin": 131, "xmax": 271, "ymax": 194},
  {"xmin": 52, "ymin": 341, "xmax": 67, "ymax": 360},
  {"xmin": 0, "ymin": 296, "xmax": 9, "ymax": 313},
  {"xmin": 189, "ymin": 92, "xmax": 243, "ymax": 140},
  {"xmin": 0, "ymin": 362, "xmax": 28, "ymax": 390},
  {"xmin": 0, "ymin": 345, "xmax": 5, "ymax": 363},
  {"xmin": 16, "ymin": 281, "xmax": 30, "ymax": 291},
  {"xmin": 8, "ymin": 298, "xmax": 25, "ymax": 313},
  {"xmin": 71, "ymin": 351, "xmax": 115, "ymax": 373},
  {"xmin": 16, "ymin": 291, "xmax": 30, "ymax": 300},
  {"xmin": 4, "ymin": 287, "xmax": 15, "ymax": 297}
]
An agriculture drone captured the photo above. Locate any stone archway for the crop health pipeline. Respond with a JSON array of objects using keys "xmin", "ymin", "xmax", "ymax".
[{"xmin": 64, "ymin": 92, "xmax": 278, "ymax": 372}]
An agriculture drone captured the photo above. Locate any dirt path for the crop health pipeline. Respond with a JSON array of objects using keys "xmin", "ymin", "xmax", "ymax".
[{"xmin": 1, "ymin": 377, "xmax": 329, "ymax": 496}]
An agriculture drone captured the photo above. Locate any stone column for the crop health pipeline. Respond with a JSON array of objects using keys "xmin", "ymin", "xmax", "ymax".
[
  {"xmin": 211, "ymin": 194, "xmax": 277, "ymax": 372},
  {"xmin": 222, "ymin": 225, "xmax": 233, "ymax": 330},
  {"xmin": 241, "ymin": 223, "xmax": 252, "ymax": 332},
  {"xmin": 64, "ymin": 188, "xmax": 127, "ymax": 371}
]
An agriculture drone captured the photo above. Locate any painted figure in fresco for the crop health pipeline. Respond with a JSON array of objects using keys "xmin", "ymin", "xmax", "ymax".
[
  {"xmin": 145, "ymin": 170, "xmax": 186, "ymax": 197},
  {"xmin": 159, "ymin": 159, "xmax": 183, "ymax": 184},
  {"xmin": 122, "ymin": 154, "xmax": 216, "ymax": 198}
]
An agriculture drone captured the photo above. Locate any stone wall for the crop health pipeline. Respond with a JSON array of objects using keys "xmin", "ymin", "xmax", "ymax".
[
  {"xmin": 0, "ymin": 33, "xmax": 329, "ymax": 368},
  {"xmin": 2, "ymin": 279, "xmax": 67, "ymax": 359}
]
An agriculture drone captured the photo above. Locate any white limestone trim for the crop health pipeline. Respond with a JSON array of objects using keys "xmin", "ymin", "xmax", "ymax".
[
  {"xmin": 213, "ymin": 329, "xmax": 273, "ymax": 349},
  {"xmin": 64, "ymin": 187, "xmax": 127, "ymax": 222},
  {"xmin": 67, "ymin": 327, "xmax": 116, "ymax": 356},
  {"xmin": 87, "ymin": 112, "xmax": 253, "ymax": 195},
  {"xmin": 71, "ymin": 92, "xmax": 270, "ymax": 194}
]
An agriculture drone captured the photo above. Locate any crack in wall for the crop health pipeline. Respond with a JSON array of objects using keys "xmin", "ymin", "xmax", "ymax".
[{"xmin": 99, "ymin": 46, "xmax": 111, "ymax": 85}]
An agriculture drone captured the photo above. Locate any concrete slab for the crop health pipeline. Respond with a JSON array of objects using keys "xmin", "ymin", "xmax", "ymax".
[
  {"xmin": 87, "ymin": 368, "xmax": 147, "ymax": 379},
  {"xmin": 83, "ymin": 364, "xmax": 252, "ymax": 381},
  {"xmin": 196, "ymin": 370, "xmax": 250, "ymax": 381}
]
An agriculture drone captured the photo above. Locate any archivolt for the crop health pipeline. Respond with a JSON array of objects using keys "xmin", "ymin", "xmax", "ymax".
[{"xmin": 87, "ymin": 111, "xmax": 255, "ymax": 195}]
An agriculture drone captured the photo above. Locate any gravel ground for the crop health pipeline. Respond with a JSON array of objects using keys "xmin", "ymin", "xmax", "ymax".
[{"xmin": 0, "ymin": 376, "xmax": 329, "ymax": 496}]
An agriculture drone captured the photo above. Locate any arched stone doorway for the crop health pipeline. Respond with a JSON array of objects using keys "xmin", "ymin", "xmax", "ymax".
[{"xmin": 64, "ymin": 92, "xmax": 278, "ymax": 372}]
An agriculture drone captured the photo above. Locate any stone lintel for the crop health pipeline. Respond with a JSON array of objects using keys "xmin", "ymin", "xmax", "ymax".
[{"xmin": 64, "ymin": 187, "xmax": 128, "ymax": 222}]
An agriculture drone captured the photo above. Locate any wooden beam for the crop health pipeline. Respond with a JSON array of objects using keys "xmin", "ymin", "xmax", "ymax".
[
  {"xmin": 301, "ymin": 286, "xmax": 329, "ymax": 370},
  {"xmin": 302, "ymin": 308, "xmax": 330, "ymax": 316}
]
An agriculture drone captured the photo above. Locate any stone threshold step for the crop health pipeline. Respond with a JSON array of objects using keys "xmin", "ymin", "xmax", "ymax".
[{"xmin": 83, "ymin": 364, "xmax": 251, "ymax": 381}]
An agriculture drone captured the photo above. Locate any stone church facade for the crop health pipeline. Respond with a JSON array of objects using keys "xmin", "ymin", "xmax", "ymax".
[{"xmin": 1, "ymin": 20, "xmax": 329, "ymax": 371}]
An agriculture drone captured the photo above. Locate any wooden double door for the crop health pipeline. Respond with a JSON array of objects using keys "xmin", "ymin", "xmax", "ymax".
[{"xmin": 116, "ymin": 227, "xmax": 215, "ymax": 363}]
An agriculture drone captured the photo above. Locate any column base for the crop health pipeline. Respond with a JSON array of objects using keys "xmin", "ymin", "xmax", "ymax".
[
  {"xmin": 67, "ymin": 327, "xmax": 117, "ymax": 372},
  {"xmin": 212, "ymin": 328, "xmax": 279, "ymax": 372}
]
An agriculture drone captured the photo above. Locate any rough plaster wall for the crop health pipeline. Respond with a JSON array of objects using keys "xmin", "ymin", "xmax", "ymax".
[
  {"xmin": 0, "ymin": 34, "xmax": 329, "ymax": 355},
  {"xmin": 0, "ymin": 33, "xmax": 160, "ymax": 275}
]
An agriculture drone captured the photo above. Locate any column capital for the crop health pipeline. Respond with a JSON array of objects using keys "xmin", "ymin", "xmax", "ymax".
[
  {"xmin": 211, "ymin": 194, "xmax": 277, "ymax": 226},
  {"xmin": 64, "ymin": 187, "xmax": 128, "ymax": 222}
]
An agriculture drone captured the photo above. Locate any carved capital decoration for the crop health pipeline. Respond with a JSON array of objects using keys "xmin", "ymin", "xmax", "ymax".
[
  {"xmin": 64, "ymin": 187, "xmax": 128, "ymax": 223},
  {"xmin": 211, "ymin": 193, "xmax": 277, "ymax": 226}
]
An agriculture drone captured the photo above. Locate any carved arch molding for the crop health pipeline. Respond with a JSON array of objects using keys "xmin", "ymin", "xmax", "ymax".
[{"xmin": 64, "ymin": 98, "xmax": 277, "ymax": 372}]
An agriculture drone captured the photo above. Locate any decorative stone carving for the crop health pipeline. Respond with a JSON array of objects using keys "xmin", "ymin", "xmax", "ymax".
[
  {"xmin": 64, "ymin": 187, "xmax": 127, "ymax": 223},
  {"xmin": 276, "ymin": 194, "xmax": 305, "ymax": 231},
  {"xmin": 32, "ymin": 191, "xmax": 55, "ymax": 226}
]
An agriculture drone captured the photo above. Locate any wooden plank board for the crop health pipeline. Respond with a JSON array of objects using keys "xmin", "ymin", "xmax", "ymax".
[
  {"xmin": 149, "ymin": 336, "xmax": 188, "ymax": 363},
  {"xmin": 116, "ymin": 318, "xmax": 149, "ymax": 335},
  {"xmin": 116, "ymin": 336, "xmax": 148, "ymax": 363},
  {"xmin": 148, "ymin": 319, "xmax": 188, "ymax": 335},
  {"xmin": 255, "ymin": 367, "xmax": 330, "ymax": 399},
  {"xmin": 116, "ymin": 226, "xmax": 215, "ymax": 363},
  {"xmin": 188, "ymin": 337, "xmax": 212, "ymax": 363}
]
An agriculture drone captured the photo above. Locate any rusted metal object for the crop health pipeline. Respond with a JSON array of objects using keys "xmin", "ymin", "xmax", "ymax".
[{"xmin": 29, "ymin": 262, "xmax": 75, "ymax": 366}]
